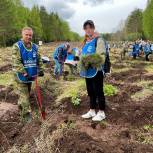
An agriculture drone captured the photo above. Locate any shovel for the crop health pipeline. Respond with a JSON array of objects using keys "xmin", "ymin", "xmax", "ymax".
[{"xmin": 35, "ymin": 78, "xmax": 46, "ymax": 120}]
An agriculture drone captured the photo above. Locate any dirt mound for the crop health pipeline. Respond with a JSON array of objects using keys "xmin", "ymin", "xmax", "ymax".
[
  {"xmin": 0, "ymin": 102, "xmax": 20, "ymax": 152},
  {"xmin": 112, "ymin": 69, "xmax": 145, "ymax": 82},
  {"xmin": 54, "ymin": 128, "xmax": 111, "ymax": 153},
  {"xmin": 0, "ymin": 122, "xmax": 21, "ymax": 151},
  {"xmin": 0, "ymin": 86, "xmax": 18, "ymax": 104},
  {"xmin": 0, "ymin": 102, "xmax": 18, "ymax": 121},
  {"xmin": 0, "ymin": 120, "xmax": 41, "ymax": 152},
  {"xmin": 0, "ymin": 64, "xmax": 12, "ymax": 72},
  {"xmin": 121, "ymin": 143, "xmax": 153, "ymax": 153},
  {"xmin": 61, "ymin": 96, "xmax": 89, "ymax": 115},
  {"xmin": 142, "ymin": 74, "xmax": 153, "ymax": 80}
]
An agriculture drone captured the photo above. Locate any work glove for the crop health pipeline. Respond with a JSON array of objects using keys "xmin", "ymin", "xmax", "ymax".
[{"xmin": 38, "ymin": 71, "xmax": 44, "ymax": 77}]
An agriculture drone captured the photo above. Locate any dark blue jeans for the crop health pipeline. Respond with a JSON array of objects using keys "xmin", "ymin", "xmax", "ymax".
[{"xmin": 54, "ymin": 59, "xmax": 63, "ymax": 76}]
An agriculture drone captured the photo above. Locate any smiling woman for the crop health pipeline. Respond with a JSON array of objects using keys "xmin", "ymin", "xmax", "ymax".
[{"xmin": 80, "ymin": 20, "xmax": 109, "ymax": 122}]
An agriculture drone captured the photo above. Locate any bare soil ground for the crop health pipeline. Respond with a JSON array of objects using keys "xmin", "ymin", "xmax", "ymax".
[{"xmin": 0, "ymin": 43, "xmax": 153, "ymax": 153}]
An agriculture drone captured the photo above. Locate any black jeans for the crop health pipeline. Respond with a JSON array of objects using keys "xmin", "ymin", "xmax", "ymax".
[{"xmin": 85, "ymin": 71, "xmax": 105, "ymax": 110}]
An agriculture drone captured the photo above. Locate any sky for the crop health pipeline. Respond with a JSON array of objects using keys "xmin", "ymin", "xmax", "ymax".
[{"xmin": 22, "ymin": 0, "xmax": 148, "ymax": 35}]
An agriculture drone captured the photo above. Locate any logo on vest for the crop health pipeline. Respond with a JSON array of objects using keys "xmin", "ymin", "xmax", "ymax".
[{"xmin": 87, "ymin": 46, "xmax": 93, "ymax": 53}]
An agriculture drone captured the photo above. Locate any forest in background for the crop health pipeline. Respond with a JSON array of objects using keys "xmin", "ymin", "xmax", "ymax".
[
  {"xmin": 1, "ymin": 0, "xmax": 153, "ymax": 46},
  {"xmin": 103, "ymin": 0, "xmax": 153, "ymax": 41},
  {"xmin": 0, "ymin": 0, "xmax": 81, "ymax": 47}
]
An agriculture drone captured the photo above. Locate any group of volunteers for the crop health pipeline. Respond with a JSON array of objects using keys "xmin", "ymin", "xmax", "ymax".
[
  {"xmin": 12, "ymin": 20, "xmax": 111, "ymax": 123},
  {"xmin": 131, "ymin": 40, "xmax": 153, "ymax": 61},
  {"xmin": 119, "ymin": 40, "xmax": 153, "ymax": 61}
]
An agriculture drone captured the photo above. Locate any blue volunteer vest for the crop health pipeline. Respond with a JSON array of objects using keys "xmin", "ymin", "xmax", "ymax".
[
  {"xmin": 132, "ymin": 44, "xmax": 139, "ymax": 57},
  {"xmin": 66, "ymin": 53, "xmax": 74, "ymax": 61},
  {"xmin": 53, "ymin": 44, "xmax": 67, "ymax": 62},
  {"xmin": 17, "ymin": 40, "xmax": 38, "ymax": 83},
  {"xmin": 144, "ymin": 44, "xmax": 151, "ymax": 55},
  {"xmin": 66, "ymin": 48, "xmax": 78, "ymax": 61},
  {"xmin": 135, "ymin": 44, "xmax": 140, "ymax": 53},
  {"xmin": 80, "ymin": 38, "xmax": 98, "ymax": 78}
]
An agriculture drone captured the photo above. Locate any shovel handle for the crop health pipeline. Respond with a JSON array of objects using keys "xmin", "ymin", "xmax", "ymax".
[{"xmin": 35, "ymin": 78, "xmax": 46, "ymax": 120}]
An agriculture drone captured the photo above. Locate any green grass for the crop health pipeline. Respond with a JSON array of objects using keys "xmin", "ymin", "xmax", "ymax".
[
  {"xmin": 112, "ymin": 67, "xmax": 131, "ymax": 73},
  {"xmin": 104, "ymin": 84, "xmax": 118, "ymax": 96},
  {"xmin": 56, "ymin": 79, "xmax": 86, "ymax": 105},
  {"xmin": 0, "ymin": 72, "xmax": 13, "ymax": 86},
  {"xmin": 56, "ymin": 80, "xmax": 118, "ymax": 106},
  {"xmin": 144, "ymin": 64, "xmax": 153, "ymax": 74},
  {"xmin": 135, "ymin": 126, "xmax": 153, "ymax": 145},
  {"xmin": 136, "ymin": 132, "xmax": 153, "ymax": 145},
  {"xmin": 131, "ymin": 89, "xmax": 152, "ymax": 102},
  {"xmin": 144, "ymin": 125, "xmax": 153, "ymax": 131},
  {"xmin": 131, "ymin": 80, "xmax": 153, "ymax": 102}
]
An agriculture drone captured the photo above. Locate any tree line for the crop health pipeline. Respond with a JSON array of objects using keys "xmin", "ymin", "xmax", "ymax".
[
  {"xmin": 0, "ymin": 0, "xmax": 81, "ymax": 47},
  {"xmin": 103, "ymin": 0, "xmax": 153, "ymax": 41}
]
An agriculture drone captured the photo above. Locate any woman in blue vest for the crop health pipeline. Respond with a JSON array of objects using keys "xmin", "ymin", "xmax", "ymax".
[
  {"xmin": 81, "ymin": 20, "xmax": 107, "ymax": 122},
  {"xmin": 53, "ymin": 43, "xmax": 71, "ymax": 79}
]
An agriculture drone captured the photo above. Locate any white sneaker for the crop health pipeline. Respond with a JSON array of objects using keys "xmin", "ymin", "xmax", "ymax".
[
  {"xmin": 82, "ymin": 110, "xmax": 96, "ymax": 119},
  {"xmin": 92, "ymin": 111, "xmax": 106, "ymax": 122}
]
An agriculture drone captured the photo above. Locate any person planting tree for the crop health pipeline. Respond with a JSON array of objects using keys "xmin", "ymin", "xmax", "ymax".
[
  {"xmin": 12, "ymin": 27, "xmax": 44, "ymax": 123},
  {"xmin": 65, "ymin": 47, "xmax": 80, "ymax": 75},
  {"xmin": 80, "ymin": 20, "xmax": 111, "ymax": 122},
  {"xmin": 53, "ymin": 43, "xmax": 71, "ymax": 79}
]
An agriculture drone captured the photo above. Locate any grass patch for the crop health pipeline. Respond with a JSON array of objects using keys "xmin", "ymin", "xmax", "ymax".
[
  {"xmin": 0, "ymin": 72, "xmax": 13, "ymax": 86},
  {"xmin": 7, "ymin": 120, "xmax": 76, "ymax": 153},
  {"xmin": 56, "ymin": 79, "xmax": 86, "ymax": 106},
  {"xmin": 57, "ymin": 81, "xmax": 118, "ymax": 106},
  {"xmin": 144, "ymin": 125, "xmax": 153, "ymax": 132},
  {"xmin": 37, "ymin": 73, "xmax": 61, "ymax": 99},
  {"xmin": 136, "ymin": 132, "xmax": 153, "ymax": 145},
  {"xmin": 99, "ymin": 121, "xmax": 109, "ymax": 129},
  {"xmin": 112, "ymin": 67, "xmax": 131, "ymax": 73},
  {"xmin": 135, "ymin": 126, "xmax": 153, "ymax": 145},
  {"xmin": 131, "ymin": 89, "xmax": 152, "ymax": 102},
  {"xmin": 144, "ymin": 64, "xmax": 153, "ymax": 74},
  {"xmin": 104, "ymin": 84, "xmax": 118, "ymax": 96},
  {"xmin": 131, "ymin": 80, "xmax": 153, "ymax": 102}
]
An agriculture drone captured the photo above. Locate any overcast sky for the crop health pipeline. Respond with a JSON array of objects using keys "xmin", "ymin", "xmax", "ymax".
[{"xmin": 22, "ymin": 0, "xmax": 148, "ymax": 35}]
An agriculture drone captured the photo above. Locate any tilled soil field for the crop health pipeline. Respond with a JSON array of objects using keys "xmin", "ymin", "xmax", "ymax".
[{"xmin": 0, "ymin": 43, "xmax": 153, "ymax": 153}]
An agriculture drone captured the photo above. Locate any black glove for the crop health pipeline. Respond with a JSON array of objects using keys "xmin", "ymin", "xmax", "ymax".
[{"xmin": 38, "ymin": 71, "xmax": 44, "ymax": 77}]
